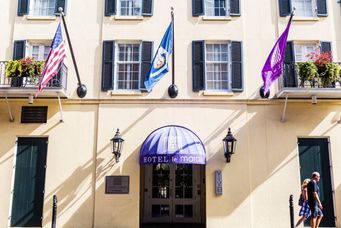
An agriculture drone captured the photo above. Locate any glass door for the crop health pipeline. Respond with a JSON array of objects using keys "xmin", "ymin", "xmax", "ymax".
[{"xmin": 143, "ymin": 164, "xmax": 201, "ymax": 224}]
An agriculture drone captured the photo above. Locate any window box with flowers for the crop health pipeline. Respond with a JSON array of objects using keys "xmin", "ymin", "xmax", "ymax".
[
  {"xmin": 297, "ymin": 51, "xmax": 341, "ymax": 88},
  {"xmin": 6, "ymin": 57, "xmax": 44, "ymax": 87}
]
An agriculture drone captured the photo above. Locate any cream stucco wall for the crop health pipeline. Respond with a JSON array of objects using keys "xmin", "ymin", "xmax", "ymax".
[{"xmin": 0, "ymin": 101, "xmax": 98, "ymax": 228}]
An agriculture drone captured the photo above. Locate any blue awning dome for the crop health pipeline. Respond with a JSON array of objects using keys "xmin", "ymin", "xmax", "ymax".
[{"xmin": 140, "ymin": 125, "xmax": 206, "ymax": 165}]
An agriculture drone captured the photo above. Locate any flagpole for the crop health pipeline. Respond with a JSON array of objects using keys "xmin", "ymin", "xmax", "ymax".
[
  {"xmin": 58, "ymin": 7, "xmax": 87, "ymax": 98},
  {"xmin": 168, "ymin": 7, "xmax": 178, "ymax": 98}
]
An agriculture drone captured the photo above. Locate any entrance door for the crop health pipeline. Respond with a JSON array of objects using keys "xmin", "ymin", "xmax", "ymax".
[
  {"xmin": 10, "ymin": 137, "xmax": 48, "ymax": 227},
  {"xmin": 298, "ymin": 138, "xmax": 335, "ymax": 227},
  {"xmin": 142, "ymin": 164, "xmax": 202, "ymax": 224}
]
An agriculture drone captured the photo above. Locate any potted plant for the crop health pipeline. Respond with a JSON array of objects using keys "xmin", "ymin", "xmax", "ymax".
[
  {"xmin": 297, "ymin": 61, "xmax": 318, "ymax": 87},
  {"xmin": 320, "ymin": 62, "xmax": 341, "ymax": 87},
  {"xmin": 6, "ymin": 60, "xmax": 23, "ymax": 87},
  {"xmin": 5, "ymin": 57, "xmax": 45, "ymax": 87},
  {"xmin": 307, "ymin": 50, "xmax": 340, "ymax": 87}
]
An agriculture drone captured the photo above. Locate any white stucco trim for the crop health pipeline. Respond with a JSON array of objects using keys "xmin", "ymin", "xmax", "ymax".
[
  {"xmin": 113, "ymin": 16, "xmax": 144, "ymax": 20},
  {"xmin": 202, "ymin": 16, "xmax": 232, "ymax": 21},
  {"xmin": 110, "ymin": 90, "xmax": 143, "ymax": 96},
  {"xmin": 26, "ymin": 15, "xmax": 57, "ymax": 20}
]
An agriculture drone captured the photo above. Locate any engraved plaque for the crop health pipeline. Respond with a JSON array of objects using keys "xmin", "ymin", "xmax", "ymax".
[
  {"xmin": 105, "ymin": 176, "xmax": 129, "ymax": 194},
  {"xmin": 215, "ymin": 170, "xmax": 222, "ymax": 195}
]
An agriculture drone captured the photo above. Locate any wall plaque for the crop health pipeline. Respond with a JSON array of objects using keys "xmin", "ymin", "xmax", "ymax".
[
  {"xmin": 215, "ymin": 170, "xmax": 222, "ymax": 195},
  {"xmin": 105, "ymin": 176, "xmax": 129, "ymax": 194}
]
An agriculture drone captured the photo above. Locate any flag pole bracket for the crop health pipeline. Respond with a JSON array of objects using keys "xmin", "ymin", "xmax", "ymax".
[
  {"xmin": 57, "ymin": 93, "xmax": 64, "ymax": 123},
  {"xmin": 5, "ymin": 94, "xmax": 14, "ymax": 122},
  {"xmin": 280, "ymin": 95, "xmax": 288, "ymax": 122}
]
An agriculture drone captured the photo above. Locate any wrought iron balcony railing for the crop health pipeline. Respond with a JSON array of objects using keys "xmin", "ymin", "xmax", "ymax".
[
  {"xmin": 278, "ymin": 62, "xmax": 341, "ymax": 90},
  {"xmin": 0, "ymin": 61, "xmax": 67, "ymax": 90}
]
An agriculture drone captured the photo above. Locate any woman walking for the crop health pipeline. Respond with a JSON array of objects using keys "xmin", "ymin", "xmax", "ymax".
[{"xmin": 296, "ymin": 178, "xmax": 311, "ymax": 227}]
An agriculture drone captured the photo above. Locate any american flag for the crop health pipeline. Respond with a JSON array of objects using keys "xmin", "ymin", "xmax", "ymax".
[{"xmin": 36, "ymin": 22, "xmax": 66, "ymax": 97}]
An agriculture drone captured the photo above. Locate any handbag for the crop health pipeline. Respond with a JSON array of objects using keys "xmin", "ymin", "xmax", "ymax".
[{"xmin": 298, "ymin": 193, "xmax": 304, "ymax": 206}]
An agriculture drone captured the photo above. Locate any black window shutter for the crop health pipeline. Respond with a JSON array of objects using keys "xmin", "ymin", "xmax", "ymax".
[
  {"xmin": 54, "ymin": 0, "xmax": 67, "ymax": 15},
  {"xmin": 102, "ymin": 41, "xmax": 115, "ymax": 91},
  {"xmin": 230, "ymin": 0, "xmax": 240, "ymax": 16},
  {"xmin": 141, "ymin": 41, "xmax": 153, "ymax": 91},
  {"xmin": 192, "ymin": 0, "xmax": 204, "ymax": 16},
  {"xmin": 320, "ymin": 41, "xmax": 331, "ymax": 53},
  {"xmin": 13, "ymin": 40, "xmax": 26, "ymax": 60},
  {"xmin": 17, "ymin": 0, "xmax": 29, "ymax": 16},
  {"xmin": 279, "ymin": 0, "xmax": 291, "ymax": 17},
  {"xmin": 231, "ymin": 41, "xmax": 243, "ymax": 92},
  {"xmin": 192, "ymin": 41, "xmax": 205, "ymax": 91},
  {"xmin": 142, "ymin": 0, "xmax": 153, "ymax": 16},
  {"xmin": 105, "ymin": 0, "xmax": 116, "ymax": 16},
  {"xmin": 317, "ymin": 0, "xmax": 327, "ymax": 17},
  {"xmin": 283, "ymin": 41, "xmax": 297, "ymax": 87}
]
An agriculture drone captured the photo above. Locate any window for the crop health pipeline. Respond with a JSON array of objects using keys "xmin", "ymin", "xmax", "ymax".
[
  {"xmin": 192, "ymin": 41, "xmax": 242, "ymax": 92},
  {"xmin": 205, "ymin": 42, "xmax": 230, "ymax": 90},
  {"xmin": 118, "ymin": 0, "xmax": 142, "ymax": 16},
  {"xmin": 104, "ymin": 0, "xmax": 153, "ymax": 17},
  {"xmin": 102, "ymin": 40, "xmax": 153, "ymax": 92},
  {"xmin": 17, "ymin": 0, "xmax": 66, "ymax": 17},
  {"xmin": 279, "ymin": 0, "xmax": 327, "ymax": 17},
  {"xmin": 29, "ymin": 0, "xmax": 56, "ymax": 16},
  {"xmin": 204, "ymin": 0, "xmax": 229, "ymax": 16},
  {"xmin": 115, "ymin": 43, "xmax": 141, "ymax": 90},
  {"xmin": 294, "ymin": 43, "xmax": 318, "ymax": 62},
  {"xmin": 192, "ymin": 0, "xmax": 240, "ymax": 17},
  {"xmin": 29, "ymin": 44, "xmax": 50, "ymax": 60},
  {"xmin": 291, "ymin": 0, "xmax": 316, "ymax": 17}
]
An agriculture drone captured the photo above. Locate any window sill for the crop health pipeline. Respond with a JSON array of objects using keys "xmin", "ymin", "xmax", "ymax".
[
  {"xmin": 113, "ymin": 15, "xmax": 144, "ymax": 20},
  {"xmin": 293, "ymin": 17, "xmax": 319, "ymax": 21},
  {"xmin": 110, "ymin": 90, "xmax": 143, "ymax": 96},
  {"xmin": 202, "ymin": 91, "xmax": 234, "ymax": 96},
  {"xmin": 202, "ymin": 16, "xmax": 232, "ymax": 21},
  {"xmin": 26, "ymin": 15, "xmax": 57, "ymax": 20}
]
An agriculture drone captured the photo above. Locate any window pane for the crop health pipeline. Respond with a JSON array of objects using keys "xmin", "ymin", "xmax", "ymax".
[
  {"xmin": 205, "ymin": 43, "xmax": 230, "ymax": 90},
  {"xmin": 205, "ymin": 0, "xmax": 227, "ymax": 16},
  {"xmin": 295, "ymin": 44, "xmax": 317, "ymax": 62},
  {"xmin": 119, "ymin": 0, "xmax": 142, "ymax": 16},
  {"xmin": 292, "ymin": 0, "xmax": 314, "ymax": 17},
  {"xmin": 116, "ymin": 43, "xmax": 141, "ymax": 90},
  {"xmin": 44, "ymin": 46, "xmax": 50, "ymax": 60},
  {"xmin": 31, "ymin": 0, "xmax": 55, "ymax": 16}
]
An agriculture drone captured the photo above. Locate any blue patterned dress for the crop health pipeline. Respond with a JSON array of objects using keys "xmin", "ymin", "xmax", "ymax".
[{"xmin": 299, "ymin": 201, "xmax": 311, "ymax": 217}]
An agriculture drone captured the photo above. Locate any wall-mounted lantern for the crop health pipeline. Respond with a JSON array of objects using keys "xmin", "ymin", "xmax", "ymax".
[
  {"xmin": 222, "ymin": 128, "xmax": 237, "ymax": 163},
  {"xmin": 111, "ymin": 129, "xmax": 124, "ymax": 162}
]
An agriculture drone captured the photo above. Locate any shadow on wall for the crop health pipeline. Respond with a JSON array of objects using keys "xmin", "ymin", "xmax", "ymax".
[
  {"xmin": 3, "ymin": 101, "xmax": 340, "ymax": 228},
  {"xmin": 0, "ymin": 103, "xmax": 62, "ymax": 163},
  {"xmin": 54, "ymin": 103, "xmax": 341, "ymax": 227}
]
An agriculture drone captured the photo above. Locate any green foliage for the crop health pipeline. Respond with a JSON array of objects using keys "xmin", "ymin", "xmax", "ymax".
[
  {"xmin": 319, "ymin": 63, "xmax": 341, "ymax": 87},
  {"xmin": 6, "ymin": 60, "xmax": 22, "ymax": 78},
  {"xmin": 297, "ymin": 62, "xmax": 318, "ymax": 87}
]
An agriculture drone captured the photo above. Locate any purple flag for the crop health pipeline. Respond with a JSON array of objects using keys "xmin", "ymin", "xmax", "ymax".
[{"xmin": 262, "ymin": 14, "xmax": 293, "ymax": 95}]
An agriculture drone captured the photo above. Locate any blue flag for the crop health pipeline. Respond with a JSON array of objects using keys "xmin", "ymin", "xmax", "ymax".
[{"xmin": 144, "ymin": 22, "xmax": 173, "ymax": 92}]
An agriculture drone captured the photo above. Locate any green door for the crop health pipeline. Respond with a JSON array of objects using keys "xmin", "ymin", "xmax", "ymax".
[
  {"xmin": 11, "ymin": 137, "xmax": 48, "ymax": 227},
  {"xmin": 298, "ymin": 138, "xmax": 335, "ymax": 227}
]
